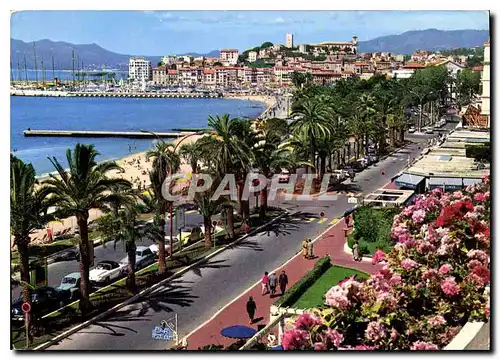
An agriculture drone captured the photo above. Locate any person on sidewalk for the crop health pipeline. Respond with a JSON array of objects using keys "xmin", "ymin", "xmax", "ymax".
[
  {"xmin": 246, "ymin": 296, "xmax": 257, "ymax": 324},
  {"xmin": 307, "ymin": 239, "xmax": 314, "ymax": 259},
  {"xmin": 279, "ymin": 270, "xmax": 288, "ymax": 295},
  {"xmin": 261, "ymin": 272, "xmax": 269, "ymax": 295},
  {"xmin": 301, "ymin": 239, "xmax": 308, "ymax": 258},
  {"xmin": 268, "ymin": 272, "xmax": 278, "ymax": 296},
  {"xmin": 353, "ymin": 239, "xmax": 361, "ymax": 262}
]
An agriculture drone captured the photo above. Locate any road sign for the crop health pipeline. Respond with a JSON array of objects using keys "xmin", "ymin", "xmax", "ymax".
[
  {"xmin": 21, "ymin": 302, "xmax": 31, "ymax": 313},
  {"xmin": 320, "ymin": 212, "xmax": 325, "ymax": 217},
  {"xmin": 348, "ymin": 197, "xmax": 358, "ymax": 204},
  {"xmin": 175, "ymin": 207, "xmax": 186, "ymax": 230}
]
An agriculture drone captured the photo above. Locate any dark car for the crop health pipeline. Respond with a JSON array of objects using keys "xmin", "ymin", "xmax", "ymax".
[
  {"xmin": 51, "ymin": 248, "xmax": 78, "ymax": 263},
  {"xmin": 11, "ymin": 286, "xmax": 72, "ymax": 321}
]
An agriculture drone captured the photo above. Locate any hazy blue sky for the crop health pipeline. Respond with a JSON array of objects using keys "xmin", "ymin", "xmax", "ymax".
[{"xmin": 11, "ymin": 10, "xmax": 489, "ymax": 55}]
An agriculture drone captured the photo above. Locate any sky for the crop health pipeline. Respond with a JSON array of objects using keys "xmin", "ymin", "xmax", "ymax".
[{"xmin": 11, "ymin": 10, "xmax": 489, "ymax": 55}]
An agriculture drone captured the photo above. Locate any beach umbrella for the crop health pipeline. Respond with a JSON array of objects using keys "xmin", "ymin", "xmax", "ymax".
[{"xmin": 220, "ymin": 325, "xmax": 257, "ymax": 339}]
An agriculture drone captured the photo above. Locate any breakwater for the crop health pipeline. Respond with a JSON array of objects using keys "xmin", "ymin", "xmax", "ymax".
[
  {"xmin": 10, "ymin": 89, "xmax": 221, "ymax": 99},
  {"xmin": 24, "ymin": 130, "xmax": 198, "ymax": 139}
]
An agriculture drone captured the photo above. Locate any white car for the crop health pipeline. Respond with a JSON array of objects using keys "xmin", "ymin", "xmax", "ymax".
[
  {"xmin": 425, "ymin": 127, "xmax": 434, "ymax": 134},
  {"xmin": 89, "ymin": 261, "xmax": 124, "ymax": 285},
  {"xmin": 149, "ymin": 236, "xmax": 179, "ymax": 256},
  {"xmin": 278, "ymin": 169, "xmax": 291, "ymax": 183},
  {"xmin": 408, "ymin": 127, "xmax": 416, "ymax": 133}
]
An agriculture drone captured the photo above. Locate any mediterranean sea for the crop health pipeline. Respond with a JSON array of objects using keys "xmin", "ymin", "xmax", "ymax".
[{"xmin": 10, "ymin": 96, "xmax": 266, "ymax": 175}]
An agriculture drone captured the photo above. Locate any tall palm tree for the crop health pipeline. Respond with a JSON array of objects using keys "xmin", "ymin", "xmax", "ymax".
[
  {"xmin": 96, "ymin": 204, "xmax": 159, "ymax": 292},
  {"xmin": 178, "ymin": 142, "xmax": 201, "ymax": 174},
  {"xmin": 355, "ymin": 93, "xmax": 377, "ymax": 156},
  {"xmin": 11, "ymin": 155, "xmax": 52, "ymax": 344},
  {"xmin": 145, "ymin": 140, "xmax": 180, "ymax": 275},
  {"xmin": 290, "ymin": 98, "xmax": 332, "ymax": 174},
  {"xmin": 252, "ymin": 118, "xmax": 291, "ymax": 218},
  {"xmin": 41, "ymin": 144, "xmax": 131, "ymax": 314},
  {"xmin": 206, "ymin": 114, "xmax": 252, "ymax": 235}
]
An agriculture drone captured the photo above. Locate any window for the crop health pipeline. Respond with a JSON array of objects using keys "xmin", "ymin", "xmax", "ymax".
[{"xmin": 61, "ymin": 277, "xmax": 77, "ymax": 285}]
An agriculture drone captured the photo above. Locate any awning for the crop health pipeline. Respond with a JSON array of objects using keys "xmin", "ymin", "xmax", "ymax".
[
  {"xmin": 394, "ymin": 173, "xmax": 425, "ymax": 189},
  {"xmin": 463, "ymin": 178, "xmax": 482, "ymax": 186},
  {"xmin": 428, "ymin": 177, "xmax": 463, "ymax": 190}
]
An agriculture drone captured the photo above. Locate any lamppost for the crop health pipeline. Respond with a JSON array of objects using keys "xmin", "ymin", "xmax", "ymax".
[
  {"xmin": 140, "ymin": 129, "xmax": 204, "ymax": 256},
  {"xmin": 408, "ymin": 89, "xmax": 434, "ymax": 133}
]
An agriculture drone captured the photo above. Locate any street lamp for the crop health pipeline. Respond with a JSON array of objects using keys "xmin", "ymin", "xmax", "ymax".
[
  {"xmin": 408, "ymin": 89, "xmax": 434, "ymax": 133},
  {"xmin": 140, "ymin": 129, "xmax": 205, "ymax": 257}
]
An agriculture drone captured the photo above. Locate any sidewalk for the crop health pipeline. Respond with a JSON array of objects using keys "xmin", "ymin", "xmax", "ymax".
[
  {"xmin": 185, "ymin": 181, "xmax": 399, "ymax": 349},
  {"xmin": 185, "ymin": 216, "xmax": 382, "ymax": 349}
]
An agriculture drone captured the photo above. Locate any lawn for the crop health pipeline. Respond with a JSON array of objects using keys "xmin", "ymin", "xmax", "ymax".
[{"xmin": 291, "ymin": 265, "xmax": 369, "ymax": 309}]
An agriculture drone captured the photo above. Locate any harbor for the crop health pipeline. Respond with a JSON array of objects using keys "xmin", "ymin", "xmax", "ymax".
[{"xmin": 10, "ymin": 89, "xmax": 222, "ymax": 98}]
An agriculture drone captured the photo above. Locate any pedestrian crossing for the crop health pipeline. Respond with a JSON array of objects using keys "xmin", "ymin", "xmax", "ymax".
[{"xmin": 291, "ymin": 215, "xmax": 342, "ymax": 226}]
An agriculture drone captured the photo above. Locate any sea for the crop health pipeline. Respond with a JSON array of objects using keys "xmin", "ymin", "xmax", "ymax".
[{"xmin": 10, "ymin": 96, "xmax": 266, "ymax": 176}]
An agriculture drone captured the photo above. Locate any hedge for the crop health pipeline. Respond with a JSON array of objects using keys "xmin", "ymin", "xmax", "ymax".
[{"xmin": 274, "ymin": 256, "xmax": 331, "ymax": 307}]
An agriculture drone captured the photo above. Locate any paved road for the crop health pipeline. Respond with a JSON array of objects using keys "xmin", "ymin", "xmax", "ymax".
[
  {"xmin": 47, "ymin": 130, "xmax": 444, "ymax": 350},
  {"xmin": 11, "ymin": 212, "xmax": 203, "ymax": 300}
]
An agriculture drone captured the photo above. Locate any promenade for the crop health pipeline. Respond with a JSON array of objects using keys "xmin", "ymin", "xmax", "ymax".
[{"xmin": 183, "ymin": 182, "xmax": 395, "ymax": 350}]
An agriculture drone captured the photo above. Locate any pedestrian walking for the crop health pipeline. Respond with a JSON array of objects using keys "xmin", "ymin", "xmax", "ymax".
[
  {"xmin": 261, "ymin": 272, "xmax": 269, "ymax": 295},
  {"xmin": 353, "ymin": 239, "xmax": 361, "ymax": 262},
  {"xmin": 268, "ymin": 272, "xmax": 278, "ymax": 296},
  {"xmin": 301, "ymin": 239, "xmax": 308, "ymax": 258},
  {"xmin": 307, "ymin": 239, "xmax": 314, "ymax": 259},
  {"xmin": 279, "ymin": 270, "xmax": 288, "ymax": 295},
  {"xmin": 246, "ymin": 296, "xmax": 257, "ymax": 324}
]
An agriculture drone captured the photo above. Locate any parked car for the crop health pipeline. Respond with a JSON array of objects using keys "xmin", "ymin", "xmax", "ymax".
[
  {"xmin": 52, "ymin": 247, "xmax": 78, "ymax": 263},
  {"xmin": 278, "ymin": 169, "xmax": 291, "ymax": 183},
  {"xmin": 366, "ymin": 155, "xmax": 379, "ymax": 164},
  {"xmin": 149, "ymin": 236, "xmax": 179, "ymax": 257},
  {"xmin": 356, "ymin": 158, "xmax": 369, "ymax": 169},
  {"xmin": 11, "ymin": 286, "xmax": 72, "ymax": 321},
  {"xmin": 408, "ymin": 127, "xmax": 416, "ymax": 133},
  {"xmin": 119, "ymin": 246, "xmax": 156, "ymax": 270},
  {"xmin": 89, "ymin": 261, "xmax": 124, "ymax": 285},
  {"xmin": 424, "ymin": 127, "xmax": 434, "ymax": 134},
  {"xmin": 57, "ymin": 272, "xmax": 82, "ymax": 301}
]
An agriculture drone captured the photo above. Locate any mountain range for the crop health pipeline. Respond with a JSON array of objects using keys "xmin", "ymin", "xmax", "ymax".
[{"xmin": 11, "ymin": 29, "xmax": 489, "ymax": 70}]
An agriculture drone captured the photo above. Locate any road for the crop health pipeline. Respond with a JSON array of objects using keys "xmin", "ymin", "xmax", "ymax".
[
  {"xmin": 11, "ymin": 212, "xmax": 203, "ymax": 300},
  {"xmin": 46, "ymin": 127, "xmax": 452, "ymax": 350}
]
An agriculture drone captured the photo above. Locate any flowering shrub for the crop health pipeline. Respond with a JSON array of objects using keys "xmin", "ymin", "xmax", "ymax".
[{"xmin": 282, "ymin": 175, "xmax": 490, "ymax": 351}]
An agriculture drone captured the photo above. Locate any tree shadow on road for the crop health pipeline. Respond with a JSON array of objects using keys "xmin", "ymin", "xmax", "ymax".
[{"xmin": 258, "ymin": 211, "xmax": 319, "ymax": 237}]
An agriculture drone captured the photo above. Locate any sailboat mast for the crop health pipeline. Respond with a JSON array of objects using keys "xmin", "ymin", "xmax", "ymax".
[
  {"xmin": 72, "ymin": 48, "xmax": 75, "ymax": 86},
  {"xmin": 16, "ymin": 52, "xmax": 21, "ymax": 82},
  {"xmin": 10, "ymin": 58, "xmax": 14, "ymax": 83},
  {"xmin": 24, "ymin": 53, "xmax": 28, "ymax": 83},
  {"xmin": 52, "ymin": 54, "xmax": 55, "ymax": 80},
  {"xmin": 33, "ymin": 41, "xmax": 38, "ymax": 85},
  {"xmin": 41, "ymin": 57, "xmax": 45, "ymax": 84}
]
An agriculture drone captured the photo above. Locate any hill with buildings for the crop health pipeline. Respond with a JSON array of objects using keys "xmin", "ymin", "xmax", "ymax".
[{"xmin": 358, "ymin": 29, "xmax": 489, "ymax": 54}]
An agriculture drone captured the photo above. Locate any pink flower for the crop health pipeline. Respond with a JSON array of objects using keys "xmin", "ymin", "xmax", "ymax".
[
  {"xmin": 354, "ymin": 344, "xmax": 377, "ymax": 350},
  {"xmin": 325, "ymin": 286, "xmax": 350, "ymax": 310},
  {"xmin": 282, "ymin": 329, "xmax": 310, "ymax": 350},
  {"xmin": 392, "ymin": 225, "xmax": 408, "ymax": 239},
  {"xmin": 314, "ymin": 342, "xmax": 326, "ymax": 351},
  {"xmin": 401, "ymin": 258, "xmax": 419, "ymax": 270},
  {"xmin": 402, "ymin": 205, "xmax": 415, "ymax": 217},
  {"xmin": 390, "ymin": 274, "xmax": 402, "ymax": 286},
  {"xmin": 441, "ymin": 277, "xmax": 460, "ymax": 296},
  {"xmin": 294, "ymin": 313, "xmax": 323, "ymax": 331},
  {"xmin": 421, "ymin": 268, "xmax": 438, "ymax": 281},
  {"xmin": 467, "ymin": 259, "xmax": 482, "ymax": 270},
  {"xmin": 439, "ymin": 264, "xmax": 453, "ymax": 275},
  {"xmin": 467, "ymin": 250, "xmax": 490, "ymax": 264},
  {"xmin": 410, "ymin": 341, "xmax": 439, "ymax": 350},
  {"xmin": 365, "ymin": 321, "xmax": 387, "ymax": 342},
  {"xmin": 428, "ymin": 315, "xmax": 446, "ymax": 327},
  {"xmin": 372, "ymin": 249, "xmax": 387, "ymax": 265},
  {"xmin": 324, "ymin": 329, "xmax": 344, "ymax": 348},
  {"xmin": 452, "ymin": 190, "xmax": 463, "ymax": 199},
  {"xmin": 390, "ymin": 329, "xmax": 398, "ymax": 341},
  {"xmin": 412, "ymin": 209, "xmax": 426, "ymax": 224},
  {"xmin": 417, "ymin": 241, "xmax": 435, "ymax": 254}
]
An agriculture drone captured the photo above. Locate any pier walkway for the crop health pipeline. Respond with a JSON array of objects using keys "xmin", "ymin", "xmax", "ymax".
[
  {"xmin": 11, "ymin": 89, "xmax": 221, "ymax": 99},
  {"xmin": 23, "ymin": 130, "xmax": 198, "ymax": 139}
]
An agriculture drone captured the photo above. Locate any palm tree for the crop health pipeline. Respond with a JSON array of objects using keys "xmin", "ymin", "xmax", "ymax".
[
  {"xmin": 41, "ymin": 144, "xmax": 131, "ymax": 314},
  {"xmin": 206, "ymin": 114, "xmax": 253, "ymax": 234},
  {"xmin": 179, "ymin": 142, "xmax": 201, "ymax": 174},
  {"xmin": 354, "ymin": 93, "xmax": 377, "ymax": 156},
  {"xmin": 96, "ymin": 203, "xmax": 159, "ymax": 292},
  {"xmin": 145, "ymin": 140, "xmax": 180, "ymax": 275},
  {"xmin": 252, "ymin": 118, "xmax": 291, "ymax": 218},
  {"xmin": 10, "ymin": 155, "xmax": 52, "ymax": 344},
  {"xmin": 290, "ymin": 98, "xmax": 332, "ymax": 174}
]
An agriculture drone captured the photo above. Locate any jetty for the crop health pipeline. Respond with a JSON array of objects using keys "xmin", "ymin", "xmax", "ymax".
[
  {"xmin": 24, "ymin": 130, "xmax": 197, "ymax": 139},
  {"xmin": 11, "ymin": 89, "xmax": 222, "ymax": 99}
]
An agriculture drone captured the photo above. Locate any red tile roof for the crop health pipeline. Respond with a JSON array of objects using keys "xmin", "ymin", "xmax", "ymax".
[
  {"xmin": 403, "ymin": 62, "xmax": 425, "ymax": 69},
  {"xmin": 167, "ymin": 70, "xmax": 177, "ymax": 75},
  {"xmin": 472, "ymin": 66, "xmax": 483, "ymax": 71}
]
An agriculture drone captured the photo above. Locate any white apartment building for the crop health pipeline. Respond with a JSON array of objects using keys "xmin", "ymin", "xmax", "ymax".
[
  {"xmin": 481, "ymin": 40, "xmax": 490, "ymax": 127},
  {"xmin": 220, "ymin": 49, "xmax": 239, "ymax": 66},
  {"xmin": 286, "ymin": 33, "xmax": 294, "ymax": 48},
  {"xmin": 299, "ymin": 44, "xmax": 307, "ymax": 53},
  {"xmin": 248, "ymin": 51, "xmax": 258, "ymax": 62},
  {"xmin": 129, "ymin": 57, "xmax": 152, "ymax": 81}
]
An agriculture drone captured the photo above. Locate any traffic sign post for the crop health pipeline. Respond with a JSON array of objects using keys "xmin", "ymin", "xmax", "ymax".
[
  {"xmin": 21, "ymin": 302, "xmax": 31, "ymax": 313},
  {"xmin": 22, "ymin": 302, "xmax": 31, "ymax": 349},
  {"xmin": 175, "ymin": 207, "xmax": 186, "ymax": 250}
]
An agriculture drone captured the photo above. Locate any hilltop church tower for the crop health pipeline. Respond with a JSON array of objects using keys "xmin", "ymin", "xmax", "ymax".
[{"xmin": 286, "ymin": 33, "xmax": 294, "ymax": 48}]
